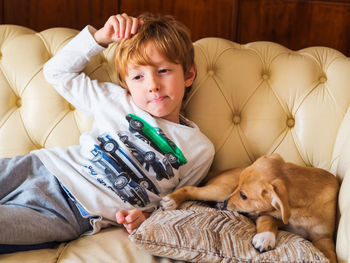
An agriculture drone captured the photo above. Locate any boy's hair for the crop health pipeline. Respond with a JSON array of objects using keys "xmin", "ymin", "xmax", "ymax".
[{"xmin": 114, "ymin": 13, "xmax": 195, "ymax": 92}]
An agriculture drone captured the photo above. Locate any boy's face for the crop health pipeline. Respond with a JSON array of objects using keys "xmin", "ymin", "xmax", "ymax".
[{"xmin": 124, "ymin": 41, "xmax": 195, "ymax": 123}]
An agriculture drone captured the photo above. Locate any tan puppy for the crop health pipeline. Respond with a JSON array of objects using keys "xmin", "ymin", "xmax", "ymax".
[{"xmin": 161, "ymin": 153, "xmax": 339, "ymax": 263}]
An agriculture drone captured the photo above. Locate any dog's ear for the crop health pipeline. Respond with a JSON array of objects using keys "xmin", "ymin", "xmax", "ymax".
[
  {"xmin": 261, "ymin": 179, "xmax": 291, "ymax": 224},
  {"xmin": 269, "ymin": 153, "xmax": 284, "ymax": 162}
]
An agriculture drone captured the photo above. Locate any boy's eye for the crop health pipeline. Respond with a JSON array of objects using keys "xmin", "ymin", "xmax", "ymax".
[
  {"xmin": 133, "ymin": 75, "xmax": 142, "ymax": 80},
  {"xmin": 159, "ymin": 69, "xmax": 169, "ymax": 74}
]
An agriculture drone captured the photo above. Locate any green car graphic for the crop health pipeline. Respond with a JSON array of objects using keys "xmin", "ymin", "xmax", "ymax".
[{"xmin": 126, "ymin": 114, "xmax": 187, "ymax": 169}]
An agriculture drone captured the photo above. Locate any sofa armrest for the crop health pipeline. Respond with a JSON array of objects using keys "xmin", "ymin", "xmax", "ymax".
[
  {"xmin": 337, "ymin": 171, "xmax": 350, "ymax": 263},
  {"xmin": 331, "ymin": 107, "xmax": 350, "ymax": 262},
  {"xmin": 335, "ymin": 141, "xmax": 350, "ymax": 262}
]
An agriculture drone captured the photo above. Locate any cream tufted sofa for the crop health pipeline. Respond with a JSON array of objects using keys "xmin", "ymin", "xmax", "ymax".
[{"xmin": 1, "ymin": 24, "xmax": 350, "ymax": 263}]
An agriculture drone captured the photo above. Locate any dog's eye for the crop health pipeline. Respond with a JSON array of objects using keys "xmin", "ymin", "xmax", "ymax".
[{"xmin": 240, "ymin": 191, "xmax": 247, "ymax": 200}]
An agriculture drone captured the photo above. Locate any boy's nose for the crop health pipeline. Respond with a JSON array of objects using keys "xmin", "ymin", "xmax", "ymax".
[
  {"xmin": 148, "ymin": 86, "xmax": 160, "ymax": 92},
  {"xmin": 148, "ymin": 77, "xmax": 160, "ymax": 92}
]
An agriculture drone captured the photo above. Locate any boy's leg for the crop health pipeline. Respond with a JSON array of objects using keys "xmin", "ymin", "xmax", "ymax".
[
  {"xmin": 0, "ymin": 154, "xmax": 91, "ymax": 245},
  {"xmin": 0, "ymin": 155, "xmax": 32, "ymax": 199}
]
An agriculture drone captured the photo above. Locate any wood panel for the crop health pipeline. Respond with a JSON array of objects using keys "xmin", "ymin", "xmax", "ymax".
[
  {"xmin": 0, "ymin": 0, "xmax": 3, "ymax": 24},
  {"xmin": 2, "ymin": 0, "xmax": 118, "ymax": 31},
  {"xmin": 1, "ymin": 0, "xmax": 350, "ymax": 56},
  {"xmin": 238, "ymin": 0, "xmax": 350, "ymax": 55},
  {"xmin": 119, "ymin": 0, "xmax": 238, "ymax": 41}
]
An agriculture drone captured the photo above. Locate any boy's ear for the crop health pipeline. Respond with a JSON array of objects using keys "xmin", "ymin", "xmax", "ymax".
[{"xmin": 184, "ymin": 65, "xmax": 196, "ymax": 87}]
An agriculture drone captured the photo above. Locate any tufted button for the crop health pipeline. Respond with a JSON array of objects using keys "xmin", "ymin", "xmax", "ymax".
[
  {"xmin": 69, "ymin": 104, "xmax": 75, "ymax": 111},
  {"xmin": 16, "ymin": 98, "xmax": 22, "ymax": 107},
  {"xmin": 319, "ymin": 76, "xmax": 327, "ymax": 83},
  {"xmin": 0, "ymin": 51, "xmax": 2, "ymax": 59},
  {"xmin": 262, "ymin": 73, "xmax": 269, "ymax": 80},
  {"xmin": 286, "ymin": 118, "xmax": 295, "ymax": 128},
  {"xmin": 207, "ymin": 70, "xmax": 215, "ymax": 77},
  {"xmin": 233, "ymin": 115, "xmax": 241, "ymax": 124}
]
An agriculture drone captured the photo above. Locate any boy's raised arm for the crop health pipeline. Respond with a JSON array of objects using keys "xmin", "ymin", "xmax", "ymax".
[{"xmin": 94, "ymin": 13, "xmax": 143, "ymax": 47}]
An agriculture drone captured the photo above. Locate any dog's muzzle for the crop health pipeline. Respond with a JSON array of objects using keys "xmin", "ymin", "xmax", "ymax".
[{"xmin": 216, "ymin": 199, "xmax": 228, "ymax": 210}]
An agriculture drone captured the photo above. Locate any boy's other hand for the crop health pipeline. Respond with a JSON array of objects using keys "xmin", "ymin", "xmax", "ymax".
[
  {"xmin": 116, "ymin": 209, "xmax": 151, "ymax": 234},
  {"xmin": 94, "ymin": 13, "xmax": 143, "ymax": 47}
]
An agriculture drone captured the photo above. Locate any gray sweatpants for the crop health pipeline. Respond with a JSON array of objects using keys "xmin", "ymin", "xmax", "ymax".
[{"xmin": 0, "ymin": 154, "xmax": 91, "ymax": 245}]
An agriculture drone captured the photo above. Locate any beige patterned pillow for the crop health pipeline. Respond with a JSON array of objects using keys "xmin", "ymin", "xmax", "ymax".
[{"xmin": 129, "ymin": 201, "xmax": 328, "ymax": 263}]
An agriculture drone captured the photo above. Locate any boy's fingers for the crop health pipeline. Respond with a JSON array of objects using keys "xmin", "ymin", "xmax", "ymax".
[
  {"xmin": 116, "ymin": 210, "xmax": 127, "ymax": 224},
  {"xmin": 125, "ymin": 210, "xmax": 140, "ymax": 222},
  {"xmin": 113, "ymin": 17, "xmax": 120, "ymax": 39},
  {"xmin": 106, "ymin": 15, "xmax": 119, "ymax": 39},
  {"xmin": 116, "ymin": 13, "xmax": 140, "ymax": 39},
  {"xmin": 124, "ymin": 17, "xmax": 133, "ymax": 38},
  {"xmin": 131, "ymin": 17, "xmax": 140, "ymax": 35},
  {"xmin": 117, "ymin": 209, "xmax": 148, "ymax": 233},
  {"xmin": 124, "ymin": 216, "xmax": 145, "ymax": 233},
  {"xmin": 116, "ymin": 14, "xmax": 126, "ymax": 38},
  {"xmin": 125, "ymin": 219, "xmax": 141, "ymax": 229}
]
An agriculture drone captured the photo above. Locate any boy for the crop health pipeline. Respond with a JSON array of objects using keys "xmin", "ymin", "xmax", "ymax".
[{"xmin": 0, "ymin": 13, "xmax": 214, "ymax": 250}]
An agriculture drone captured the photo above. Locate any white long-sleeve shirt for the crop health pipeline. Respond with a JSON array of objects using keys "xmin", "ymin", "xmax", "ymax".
[{"xmin": 35, "ymin": 26, "xmax": 215, "ymax": 232}]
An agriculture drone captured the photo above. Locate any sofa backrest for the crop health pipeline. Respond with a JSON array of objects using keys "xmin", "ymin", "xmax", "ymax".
[
  {"xmin": 1, "ymin": 25, "xmax": 350, "ymax": 173},
  {"xmin": 188, "ymin": 38, "xmax": 350, "ymax": 172}
]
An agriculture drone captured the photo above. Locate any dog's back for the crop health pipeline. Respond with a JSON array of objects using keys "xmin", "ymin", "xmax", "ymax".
[
  {"xmin": 282, "ymin": 162, "xmax": 339, "ymax": 207},
  {"xmin": 281, "ymin": 162, "xmax": 339, "ymax": 240}
]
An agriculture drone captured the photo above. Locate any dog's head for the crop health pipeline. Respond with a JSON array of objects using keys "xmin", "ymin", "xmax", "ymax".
[{"xmin": 226, "ymin": 153, "xmax": 291, "ymax": 224}]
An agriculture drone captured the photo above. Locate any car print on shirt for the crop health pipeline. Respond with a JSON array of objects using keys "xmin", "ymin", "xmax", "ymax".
[
  {"xmin": 90, "ymin": 145, "xmax": 150, "ymax": 207},
  {"xmin": 117, "ymin": 132, "xmax": 174, "ymax": 181},
  {"xmin": 126, "ymin": 114, "xmax": 187, "ymax": 169},
  {"xmin": 97, "ymin": 134, "xmax": 159, "ymax": 195}
]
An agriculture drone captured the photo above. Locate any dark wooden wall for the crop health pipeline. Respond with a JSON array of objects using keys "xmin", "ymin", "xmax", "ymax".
[{"xmin": 1, "ymin": 0, "xmax": 350, "ymax": 56}]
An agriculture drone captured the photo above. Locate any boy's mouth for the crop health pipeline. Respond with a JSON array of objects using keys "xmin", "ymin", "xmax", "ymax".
[{"xmin": 149, "ymin": 96, "xmax": 167, "ymax": 103}]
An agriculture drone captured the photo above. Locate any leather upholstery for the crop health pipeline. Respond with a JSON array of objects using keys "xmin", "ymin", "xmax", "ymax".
[{"xmin": 1, "ymin": 25, "xmax": 349, "ymax": 263}]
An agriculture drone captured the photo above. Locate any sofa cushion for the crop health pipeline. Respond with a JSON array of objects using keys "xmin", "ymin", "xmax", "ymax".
[
  {"xmin": 57, "ymin": 228, "xmax": 177, "ymax": 263},
  {"xmin": 130, "ymin": 201, "xmax": 328, "ymax": 263}
]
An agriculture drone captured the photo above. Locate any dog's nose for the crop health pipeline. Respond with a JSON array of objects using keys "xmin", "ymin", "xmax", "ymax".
[
  {"xmin": 216, "ymin": 199, "xmax": 228, "ymax": 210},
  {"xmin": 240, "ymin": 212, "xmax": 250, "ymax": 217}
]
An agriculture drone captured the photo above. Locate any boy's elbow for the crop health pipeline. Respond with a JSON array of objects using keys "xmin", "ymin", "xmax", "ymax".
[
  {"xmin": 43, "ymin": 61, "xmax": 52, "ymax": 82},
  {"xmin": 43, "ymin": 60, "xmax": 60, "ymax": 85}
]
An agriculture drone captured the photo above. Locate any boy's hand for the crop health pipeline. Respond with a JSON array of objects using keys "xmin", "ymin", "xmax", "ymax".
[
  {"xmin": 94, "ymin": 13, "xmax": 143, "ymax": 47},
  {"xmin": 116, "ymin": 209, "xmax": 151, "ymax": 234}
]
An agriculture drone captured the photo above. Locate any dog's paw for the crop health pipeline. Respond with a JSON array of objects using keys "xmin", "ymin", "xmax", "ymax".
[
  {"xmin": 252, "ymin": 231, "xmax": 276, "ymax": 253},
  {"xmin": 160, "ymin": 196, "xmax": 179, "ymax": 210}
]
